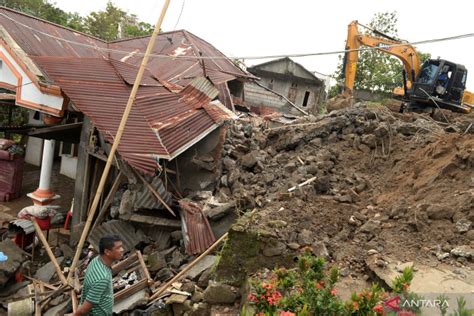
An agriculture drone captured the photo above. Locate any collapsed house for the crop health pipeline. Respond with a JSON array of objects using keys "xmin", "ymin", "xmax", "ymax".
[
  {"xmin": 0, "ymin": 6, "xmax": 256, "ymax": 253},
  {"xmin": 243, "ymin": 57, "xmax": 326, "ymax": 115}
]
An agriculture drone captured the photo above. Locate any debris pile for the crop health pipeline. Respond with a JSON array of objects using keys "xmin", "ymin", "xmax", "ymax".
[{"xmin": 214, "ymin": 103, "xmax": 474, "ymax": 285}]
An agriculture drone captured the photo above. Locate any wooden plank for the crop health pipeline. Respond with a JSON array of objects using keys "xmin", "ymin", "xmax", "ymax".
[
  {"xmin": 125, "ymin": 214, "xmax": 181, "ymax": 229},
  {"xmin": 136, "ymin": 251, "xmax": 152, "ymax": 283}
]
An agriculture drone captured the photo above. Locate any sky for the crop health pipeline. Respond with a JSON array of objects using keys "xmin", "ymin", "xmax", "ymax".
[{"xmin": 53, "ymin": 0, "xmax": 474, "ymax": 89}]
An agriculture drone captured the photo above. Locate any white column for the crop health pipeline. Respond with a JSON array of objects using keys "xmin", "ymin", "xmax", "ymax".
[{"xmin": 38, "ymin": 139, "xmax": 55, "ymax": 191}]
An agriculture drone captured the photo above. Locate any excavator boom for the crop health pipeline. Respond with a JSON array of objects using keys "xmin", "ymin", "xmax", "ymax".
[{"xmin": 343, "ymin": 21, "xmax": 420, "ymax": 95}]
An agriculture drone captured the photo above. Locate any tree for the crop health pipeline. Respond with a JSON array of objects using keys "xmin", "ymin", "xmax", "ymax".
[
  {"xmin": 84, "ymin": 2, "xmax": 153, "ymax": 40},
  {"xmin": 331, "ymin": 11, "xmax": 431, "ymax": 96},
  {"xmin": 2, "ymin": 0, "xmax": 153, "ymax": 40}
]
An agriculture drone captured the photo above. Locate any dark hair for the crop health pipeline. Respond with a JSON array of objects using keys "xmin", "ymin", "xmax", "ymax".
[{"xmin": 99, "ymin": 235, "xmax": 121, "ymax": 255}]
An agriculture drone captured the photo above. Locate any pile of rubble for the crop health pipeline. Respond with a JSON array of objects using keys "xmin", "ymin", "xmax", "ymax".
[{"xmin": 214, "ymin": 103, "xmax": 473, "ymax": 285}]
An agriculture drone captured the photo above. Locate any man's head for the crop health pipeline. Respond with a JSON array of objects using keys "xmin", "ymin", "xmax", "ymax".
[{"xmin": 99, "ymin": 235, "xmax": 124, "ymax": 261}]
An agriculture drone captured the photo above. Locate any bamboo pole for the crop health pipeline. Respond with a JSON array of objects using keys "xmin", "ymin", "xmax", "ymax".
[
  {"xmin": 67, "ymin": 0, "xmax": 171, "ymax": 282},
  {"xmin": 32, "ymin": 219, "xmax": 68, "ymax": 287},
  {"xmin": 148, "ymin": 232, "xmax": 228, "ymax": 304}
]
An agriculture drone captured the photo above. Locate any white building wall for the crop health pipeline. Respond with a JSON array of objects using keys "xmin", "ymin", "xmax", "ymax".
[
  {"xmin": 60, "ymin": 156, "xmax": 77, "ymax": 179},
  {"xmin": 24, "ymin": 111, "xmax": 43, "ymax": 166}
]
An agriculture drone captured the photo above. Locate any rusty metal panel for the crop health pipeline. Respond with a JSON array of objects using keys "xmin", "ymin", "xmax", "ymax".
[
  {"xmin": 32, "ymin": 56, "xmax": 227, "ymax": 173},
  {"xmin": 0, "ymin": 7, "xmax": 107, "ymax": 58},
  {"xmin": 179, "ymin": 200, "xmax": 216, "ymax": 255}
]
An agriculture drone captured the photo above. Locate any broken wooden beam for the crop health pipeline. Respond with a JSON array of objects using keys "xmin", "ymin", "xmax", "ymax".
[{"xmin": 124, "ymin": 214, "xmax": 181, "ymax": 229}]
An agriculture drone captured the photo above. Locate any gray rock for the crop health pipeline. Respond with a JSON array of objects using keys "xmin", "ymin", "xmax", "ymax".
[
  {"xmin": 148, "ymin": 252, "xmax": 167, "ymax": 272},
  {"xmin": 35, "ymin": 257, "xmax": 64, "ymax": 283},
  {"xmin": 172, "ymin": 300, "xmax": 192, "ymax": 316},
  {"xmin": 455, "ymin": 219, "xmax": 472, "ymax": 233},
  {"xmin": 189, "ymin": 302, "xmax": 210, "ymax": 316},
  {"xmin": 197, "ymin": 269, "xmax": 211, "ymax": 288},
  {"xmin": 287, "ymin": 243, "xmax": 300, "ymax": 250},
  {"xmin": 427, "ymin": 205, "xmax": 454, "ymax": 220},
  {"xmin": 240, "ymin": 151, "xmax": 258, "ymax": 169},
  {"xmin": 191, "ymin": 289, "xmax": 204, "ymax": 303},
  {"xmin": 184, "ymin": 255, "xmax": 216, "ymax": 280},
  {"xmin": 59, "ymin": 243, "xmax": 74, "ymax": 258},
  {"xmin": 361, "ymin": 134, "xmax": 376, "ymax": 149},
  {"xmin": 156, "ymin": 268, "xmax": 174, "ymax": 281},
  {"xmin": 358, "ymin": 220, "xmax": 381, "ymax": 235},
  {"xmin": 203, "ymin": 281, "xmax": 238, "ymax": 304},
  {"xmin": 0, "ymin": 239, "xmax": 26, "ymax": 287},
  {"xmin": 312, "ymin": 242, "xmax": 329, "ymax": 258},
  {"xmin": 223, "ymin": 157, "xmax": 236, "ymax": 171},
  {"xmin": 297, "ymin": 229, "xmax": 313, "ymax": 245},
  {"xmin": 170, "ymin": 250, "xmax": 186, "ymax": 269},
  {"xmin": 451, "ymin": 246, "xmax": 473, "ymax": 259},
  {"xmin": 263, "ymin": 240, "xmax": 286, "ymax": 257}
]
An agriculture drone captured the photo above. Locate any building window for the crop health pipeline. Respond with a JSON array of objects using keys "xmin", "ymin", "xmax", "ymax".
[
  {"xmin": 268, "ymin": 79, "xmax": 274, "ymax": 90},
  {"xmin": 302, "ymin": 91, "xmax": 311, "ymax": 107}
]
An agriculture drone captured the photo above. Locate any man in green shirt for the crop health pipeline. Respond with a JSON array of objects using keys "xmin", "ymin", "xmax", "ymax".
[{"xmin": 74, "ymin": 235, "xmax": 124, "ymax": 315}]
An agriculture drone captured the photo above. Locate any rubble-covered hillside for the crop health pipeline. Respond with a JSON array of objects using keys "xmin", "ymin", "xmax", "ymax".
[{"xmin": 215, "ymin": 103, "xmax": 474, "ymax": 285}]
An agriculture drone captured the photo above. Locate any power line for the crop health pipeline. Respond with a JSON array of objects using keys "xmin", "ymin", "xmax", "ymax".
[
  {"xmin": 173, "ymin": 0, "xmax": 186, "ymax": 31},
  {"xmin": 0, "ymin": 12, "xmax": 473, "ymax": 61}
]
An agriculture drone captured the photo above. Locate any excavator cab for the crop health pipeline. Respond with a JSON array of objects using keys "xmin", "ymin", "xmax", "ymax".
[{"xmin": 409, "ymin": 59, "xmax": 470, "ymax": 113}]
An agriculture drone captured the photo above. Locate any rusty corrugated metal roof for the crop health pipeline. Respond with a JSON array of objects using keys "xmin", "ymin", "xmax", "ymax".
[
  {"xmin": 0, "ymin": 7, "xmax": 106, "ymax": 58},
  {"xmin": 32, "ymin": 56, "xmax": 231, "ymax": 174},
  {"xmin": 179, "ymin": 199, "xmax": 216, "ymax": 255}
]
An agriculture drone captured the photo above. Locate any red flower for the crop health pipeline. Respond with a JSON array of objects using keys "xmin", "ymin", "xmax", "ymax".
[
  {"xmin": 279, "ymin": 312, "xmax": 296, "ymax": 316},
  {"xmin": 247, "ymin": 294, "xmax": 257, "ymax": 302},
  {"xmin": 352, "ymin": 302, "xmax": 359, "ymax": 311},
  {"xmin": 331, "ymin": 288, "xmax": 338, "ymax": 296},
  {"xmin": 373, "ymin": 304, "xmax": 384, "ymax": 315}
]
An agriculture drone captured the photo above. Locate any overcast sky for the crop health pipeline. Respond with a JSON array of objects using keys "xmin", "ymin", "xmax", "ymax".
[{"xmin": 53, "ymin": 0, "xmax": 474, "ymax": 89}]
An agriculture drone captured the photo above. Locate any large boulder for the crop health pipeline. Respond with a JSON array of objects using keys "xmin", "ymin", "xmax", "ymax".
[{"xmin": 203, "ymin": 281, "xmax": 239, "ymax": 304}]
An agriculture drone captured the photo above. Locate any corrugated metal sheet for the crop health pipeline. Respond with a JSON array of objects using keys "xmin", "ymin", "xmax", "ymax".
[
  {"xmin": 109, "ymin": 30, "xmax": 256, "ymax": 86},
  {"xmin": 0, "ymin": 7, "xmax": 107, "ymax": 58},
  {"xmin": 32, "ymin": 56, "xmax": 227, "ymax": 174},
  {"xmin": 0, "ymin": 7, "xmax": 254, "ymax": 89},
  {"xmin": 179, "ymin": 199, "xmax": 215, "ymax": 255},
  {"xmin": 8, "ymin": 218, "xmax": 34, "ymax": 235},
  {"xmin": 88, "ymin": 220, "xmax": 148, "ymax": 253},
  {"xmin": 134, "ymin": 176, "xmax": 172, "ymax": 210}
]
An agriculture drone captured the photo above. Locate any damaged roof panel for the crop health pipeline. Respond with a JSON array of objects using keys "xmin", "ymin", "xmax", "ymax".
[
  {"xmin": 32, "ymin": 56, "xmax": 230, "ymax": 173},
  {"xmin": 0, "ymin": 7, "xmax": 106, "ymax": 58}
]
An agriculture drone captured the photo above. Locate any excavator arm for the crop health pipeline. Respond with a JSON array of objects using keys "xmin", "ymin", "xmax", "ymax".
[{"xmin": 343, "ymin": 21, "xmax": 420, "ymax": 96}]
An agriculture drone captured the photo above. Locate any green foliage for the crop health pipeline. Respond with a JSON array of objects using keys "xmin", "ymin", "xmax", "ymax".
[
  {"xmin": 333, "ymin": 11, "xmax": 431, "ymax": 95},
  {"xmin": 1, "ymin": 0, "xmax": 153, "ymax": 40},
  {"xmin": 437, "ymin": 294, "xmax": 449, "ymax": 316},
  {"xmin": 450, "ymin": 297, "xmax": 474, "ymax": 316},
  {"xmin": 391, "ymin": 266, "xmax": 414, "ymax": 294}
]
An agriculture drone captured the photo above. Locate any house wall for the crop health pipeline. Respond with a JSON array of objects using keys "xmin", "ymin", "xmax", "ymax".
[
  {"xmin": 176, "ymin": 125, "xmax": 225, "ymax": 194},
  {"xmin": 60, "ymin": 155, "xmax": 77, "ymax": 179},
  {"xmin": 24, "ymin": 111, "xmax": 43, "ymax": 166},
  {"xmin": 244, "ymin": 77, "xmax": 322, "ymax": 115}
]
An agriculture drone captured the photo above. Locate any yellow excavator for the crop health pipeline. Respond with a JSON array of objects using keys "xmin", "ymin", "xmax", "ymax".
[{"xmin": 342, "ymin": 20, "xmax": 473, "ymax": 113}]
